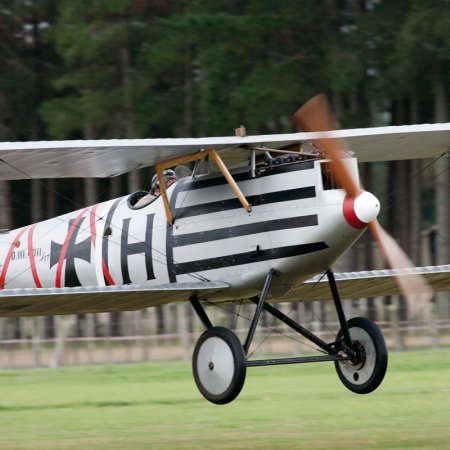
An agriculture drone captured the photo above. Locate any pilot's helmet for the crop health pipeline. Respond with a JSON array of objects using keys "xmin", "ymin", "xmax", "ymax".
[
  {"xmin": 151, "ymin": 170, "xmax": 176, "ymax": 190},
  {"xmin": 163, "ymin": 169, "xmax": 176, "ymax": 184},
  {"xmin": 151, "ymin": 174, "xmax": 159, "ymax": 190}
]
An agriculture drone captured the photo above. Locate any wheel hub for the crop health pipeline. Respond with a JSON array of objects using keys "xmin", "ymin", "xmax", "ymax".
[{"xmin": 349, "ymin": 340, "xmax": 366, "ymax": 369}]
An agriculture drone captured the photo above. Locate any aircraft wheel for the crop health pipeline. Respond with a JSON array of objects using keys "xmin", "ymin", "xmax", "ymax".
[
  {"xmin": 193, "ymin": 326, "xmax": 246, "ymax": 404},
  {"xmin": 335, "ymin": 317, "xmax": 387, "ymax": 394}
]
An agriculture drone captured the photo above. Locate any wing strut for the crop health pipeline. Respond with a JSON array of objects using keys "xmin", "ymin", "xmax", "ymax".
[{"xmin": 155, "ymin": 149, "xmax": 252, "ymax": 225}]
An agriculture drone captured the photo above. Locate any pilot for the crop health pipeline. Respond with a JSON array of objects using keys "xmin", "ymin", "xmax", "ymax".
[
  {"xmin": 151, "ymin": 169, "xmax": 177, "ymax": 194},
  {"xmin": 135, "ymin": 169, "xmax": 177, "ymax": 207}
]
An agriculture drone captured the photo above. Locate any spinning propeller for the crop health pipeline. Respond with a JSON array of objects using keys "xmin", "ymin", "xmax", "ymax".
[{"xmin": 293, "ymin": 94, "xmax": 433, "ymax": 317}]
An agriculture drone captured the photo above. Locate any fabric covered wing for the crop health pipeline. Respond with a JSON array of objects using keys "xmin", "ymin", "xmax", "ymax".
[
  {"xmin": 0, "ymin": 123, "xmax": 448, "ymax": 179},
  {"xmin": 338, "ymin": 124, "xmax": 450, "ymax": 162},
  {"xmin": 0, "ymin": 266, "xmax": 448, "ymax": 316},
  {"xmin": 282, "ymin": 265, "xmax": 450, "ymax": 302},
  {"xmin": 0, "ymin": 281, "xmax": 229, "ymax": 317}
]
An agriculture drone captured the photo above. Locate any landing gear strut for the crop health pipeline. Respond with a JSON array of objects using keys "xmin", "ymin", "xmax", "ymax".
[{"xmin": 190, "ymin": 269, "xmax": 388, "ymax": 404}]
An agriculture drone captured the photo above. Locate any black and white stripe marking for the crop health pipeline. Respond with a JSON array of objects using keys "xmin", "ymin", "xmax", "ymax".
[{"xmin": 166, "ymin": 162, "xmax": 326, "ymax": 281}]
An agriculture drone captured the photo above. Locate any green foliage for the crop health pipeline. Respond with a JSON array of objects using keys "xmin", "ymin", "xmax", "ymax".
[
  {"xmin": 0, "ymin": 1, "xmax": 58, "ymax": 140},
  {"xmin": 1, "ymin": 0, "xmax": 447, "ymax": 140}
]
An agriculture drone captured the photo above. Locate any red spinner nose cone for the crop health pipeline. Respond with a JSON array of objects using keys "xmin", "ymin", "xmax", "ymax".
[{"xmin": 343, "ymin": 191, "xmax": 380, "ymax": 229}]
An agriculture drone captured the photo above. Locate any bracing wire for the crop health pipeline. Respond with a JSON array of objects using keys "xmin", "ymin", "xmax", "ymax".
[
  {"xmin": 204, "ymin": 299, "xmax": 328, "ymax": 355},
  {"xmin": 381, "ymin": 152, "xmax": 450, "ymax": 246}
]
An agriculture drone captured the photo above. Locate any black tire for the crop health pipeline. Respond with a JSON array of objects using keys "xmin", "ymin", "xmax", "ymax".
[
  {"xmin": 192, "ymin": 326, "xmax": 246, "ymax": 404},
  {"xmin": 334, "ymin": 317, "xmax": 388, "ymax": 394}
]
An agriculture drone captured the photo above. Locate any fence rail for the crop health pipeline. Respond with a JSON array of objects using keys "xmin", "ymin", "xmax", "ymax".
[{"xmin": 1, "ymin": 319, "xmax": 449, "ymax": 370}]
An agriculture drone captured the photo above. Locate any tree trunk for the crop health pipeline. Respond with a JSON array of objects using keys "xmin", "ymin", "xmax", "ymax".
[
  {"xmin": 433, "ymin": 77, "xmax": 450, "ymax": 316},
  {"xmin": 433, "ymin": 79, "xmax": 449, "ymax": 265},
  {"xmin": 0, "ymin": 181, "xmax": 12, "ymax": 230},
  {"xmin": 408, "ymin": 92, "xmax": 421, "ymax": 264}
]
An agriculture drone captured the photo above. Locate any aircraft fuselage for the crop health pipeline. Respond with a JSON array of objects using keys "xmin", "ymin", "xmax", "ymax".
[{"xmin": 0, "ymin": 158, "xmax": 373, "ymax": 302}]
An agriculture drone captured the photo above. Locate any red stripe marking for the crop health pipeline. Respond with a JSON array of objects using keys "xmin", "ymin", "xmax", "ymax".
[
  {"xmin": 343, "ymin": 196, "xmax": 367, "ymax": 229},
  {"xmin": 0, "ymin": 227, "xmax": 29, "ymax": 289},
  {"xmin": 102, "ymin": 259, "xmax": 115, "ymax": 285},
  {"xmin": 28, "ymin": 224, "xmax": 42, "ymax": 288},
  {"xmin": 89, "ymin": 204, "xmax": 115, "ymax": 286},
  {"xmin": 55, "ymin": 208, "xmax": 88, "ymax": 288}
]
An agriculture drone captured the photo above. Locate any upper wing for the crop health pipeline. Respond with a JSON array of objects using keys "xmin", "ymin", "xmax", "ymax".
[
  {"xmin": 335, "ymin": 123, "xmax": 450, "ymax": 162},
  {"xmin": 281, "ymin": 265, "xmax": 450, "ymax": 302},
  {"xmin": 0, "ymin": 123, "xmax": 448, "ymax": 179},
  {"xmin": 0, "ymin": 281, "xmax": 229, "ymax": 317}
]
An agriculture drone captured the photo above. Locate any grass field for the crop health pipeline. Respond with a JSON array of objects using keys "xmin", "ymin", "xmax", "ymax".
[{"xmin": 0, "ymin": 349, "xmax": 449, "ymax": 449}]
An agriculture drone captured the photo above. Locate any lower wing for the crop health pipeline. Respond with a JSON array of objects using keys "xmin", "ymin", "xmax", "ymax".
[
  {"xmin": 0, "ymin": 281, "xmax": 229, "ymax": 317},
  {"xmin": 0, "ymin": 265, "xmax": 448, "ymax": 317},
  {"xmin": 284, "ymin": 265, "xmax": 450, "ymax": 301}
]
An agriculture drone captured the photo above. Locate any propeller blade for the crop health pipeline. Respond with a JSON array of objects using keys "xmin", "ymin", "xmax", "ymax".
[
  {"xmin": 294, "ymin": 93, "xmax": 434, "ymax": 318},
  {"xmin": 368, "ymin": 221, "xmax": 433, "ymax": 317},
  {"xmin": 293, "ymin": 94, "xmax": 360, "ymax": 198}
]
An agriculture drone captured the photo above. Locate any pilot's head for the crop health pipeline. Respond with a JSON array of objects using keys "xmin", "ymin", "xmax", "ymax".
[
  {"xmin": 151, "ymin": 169, "xmax": 177, "ymax": 191},
  {"xmin": 163, "ymin": 169, "xmax": 176, "ymax": 187}
]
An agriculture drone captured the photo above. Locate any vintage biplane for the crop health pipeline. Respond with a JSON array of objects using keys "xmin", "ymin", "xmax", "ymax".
[{"xmin": 0, "ymin": 95, "xmax": 449, "ymax": 404}]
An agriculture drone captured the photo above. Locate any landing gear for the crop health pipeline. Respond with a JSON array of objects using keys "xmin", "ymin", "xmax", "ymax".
[
  {"xmin": 192, "ymin": 327, "xmax": 246, "ymax": 405},
  {"xmin": 190, "ymin": 269, "xmax": 388, "ymax": 404},
  {"xmin": 334, "ymin": 317, "xmax": 388, "ymax": 394},
  {"xmin": 190, "ymin": 270, "xmax": 274, "ymax": 404}
]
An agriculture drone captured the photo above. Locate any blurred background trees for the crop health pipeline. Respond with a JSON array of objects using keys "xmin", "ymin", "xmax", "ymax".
[{"xmin": 0, "ymin": 0, "xmax": 448, "ymax": 347}]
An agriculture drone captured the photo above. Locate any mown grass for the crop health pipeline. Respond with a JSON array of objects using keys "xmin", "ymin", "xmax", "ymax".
[{"xmin": 0, "ymin": 349, "xmax": 449, "ymax": 449}]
